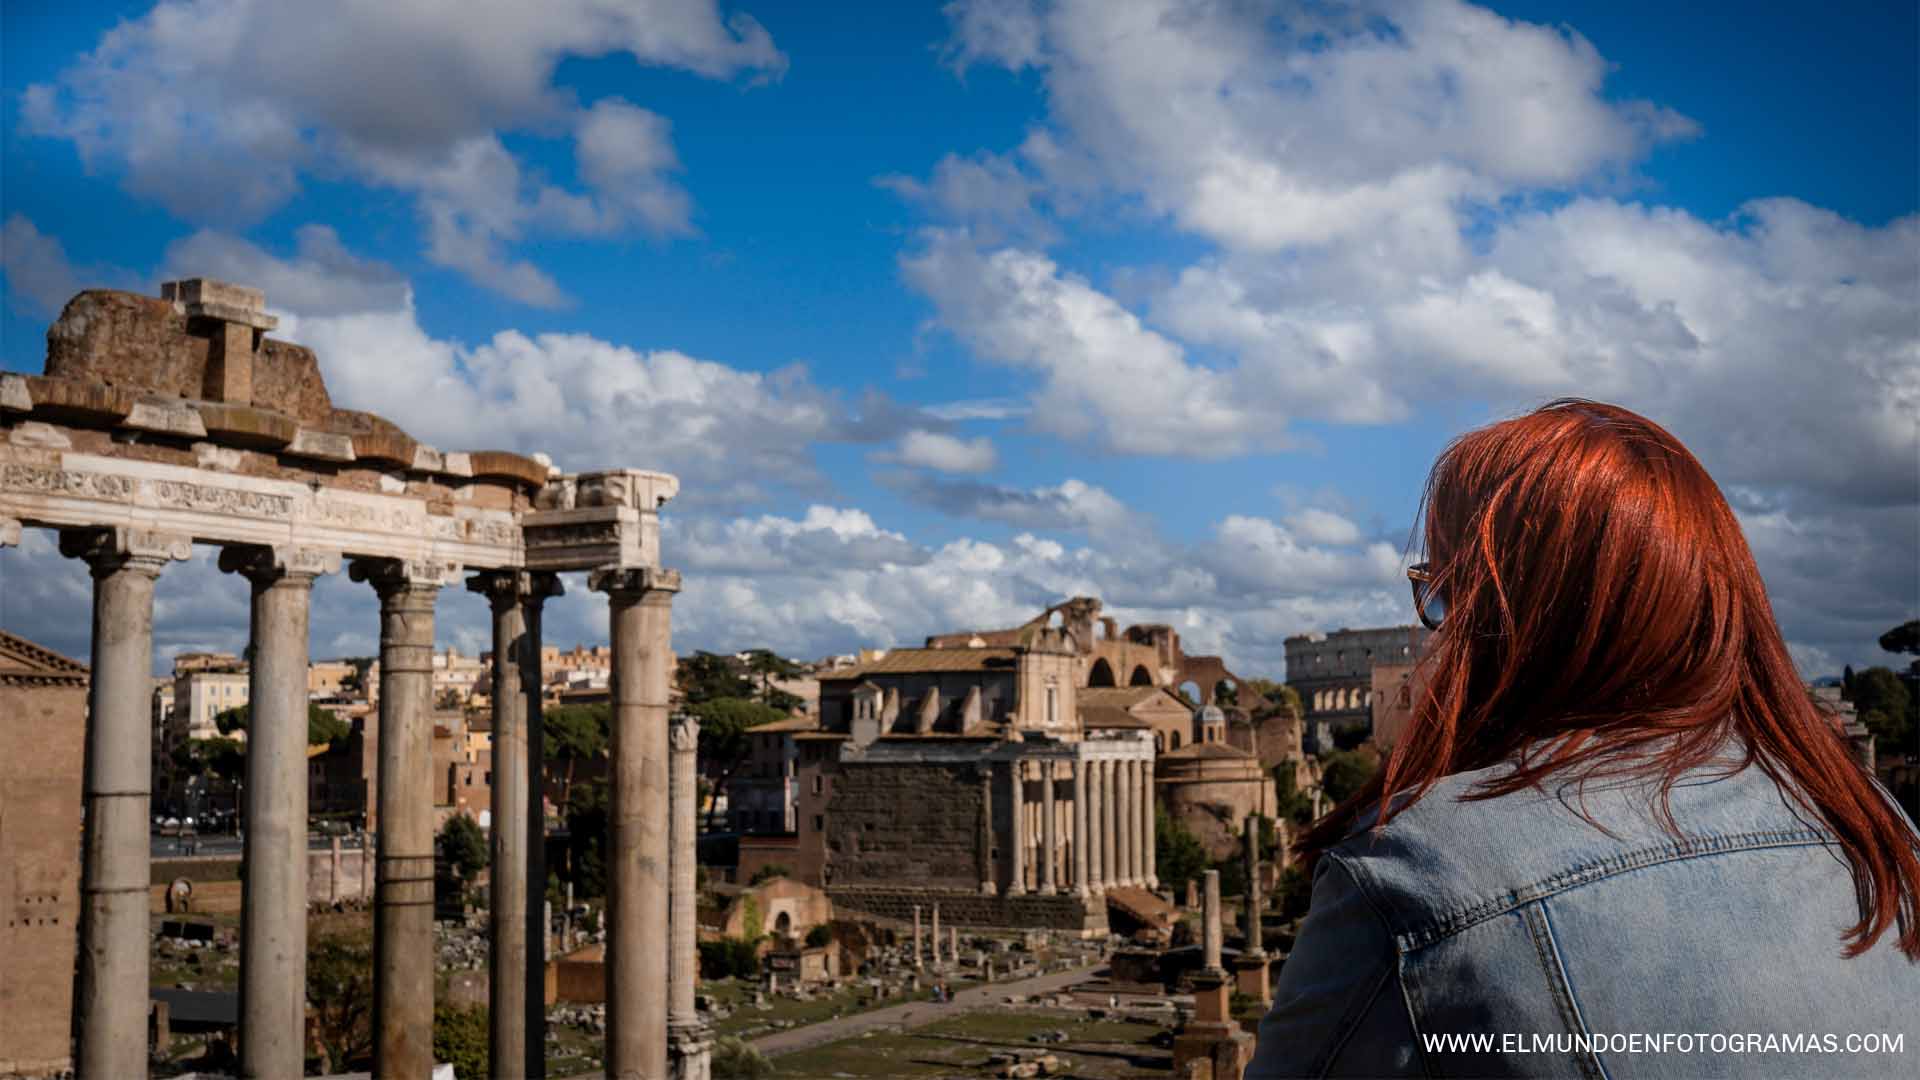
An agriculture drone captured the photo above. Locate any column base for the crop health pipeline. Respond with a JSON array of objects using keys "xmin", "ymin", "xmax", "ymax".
[
  {"xmin": 1233, "ymin": 953, "xmax": 1272, "ymax": 1006},
  {"xmin": 980, "ymin": 883, "xmax": 998, "ymax": 897},
  {"xmin": 669, "ymin": 1020, "xmax": 713, "ymax": 1080},
  {"xmin": 1007, "ymin": 884, "xmax": 1027, "ymax": 897},
  {"xmin": 1037, "ymin": 884, "xmax": 1056, "ymax": 897}
]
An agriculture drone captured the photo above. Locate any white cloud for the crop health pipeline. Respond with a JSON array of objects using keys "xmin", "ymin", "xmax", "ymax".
[
  {"xmin": 1288, "ymin": 508, "xmax": 1364, "ymax": 547},
  {"xmin": 884, "ymin": 474, "xmax": 1135, "ymax": 534},
  {"xmin": 879, "ymin": 430, "xmax": 999, "ymax": 474},
  {"xmin": 1, "ymin": 215, "xmax": 138, "ymax": 319},
  {"xmin": 21, "ymin": 0, "xmax": 782, "ymax": 302},
  {"xmin": 162, "ymin": 225, "xmax": 407, "ymax": 316}
]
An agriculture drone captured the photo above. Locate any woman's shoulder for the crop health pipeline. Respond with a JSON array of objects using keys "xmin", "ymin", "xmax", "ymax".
[{"xmin": 1323, "ymin": 758, "xmax": 1827, "ymax": 947}]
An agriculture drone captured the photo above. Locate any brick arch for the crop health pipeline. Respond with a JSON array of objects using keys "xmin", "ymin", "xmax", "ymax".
[
  {"xmin": 1088, "ymin": 658, "xmax": 1117, "ymax": 687},
  {"xmin": 1128, "ymin": 664, "xmax": 1154, "ymax": 686}
]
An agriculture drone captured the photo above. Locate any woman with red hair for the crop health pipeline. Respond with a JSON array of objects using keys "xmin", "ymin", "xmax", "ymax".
[{"xmin": 1247, "ymin": 400, "xmax": 1918, "ymax": 1078}]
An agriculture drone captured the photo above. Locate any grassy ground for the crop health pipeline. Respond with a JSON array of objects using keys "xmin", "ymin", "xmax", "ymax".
[{"xmin": 771, "ymin": 1007, "xmax": 1174, "ymax": 1078}]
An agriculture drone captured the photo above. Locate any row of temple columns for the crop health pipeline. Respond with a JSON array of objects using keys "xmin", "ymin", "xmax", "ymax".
[
  {"xmin": 1002, "ymin": 754, "xmax": 1155, "ymax": 897},
  {"xmin": 34, "ymin": 522, "xmax": 695, "ymax": 1080}
]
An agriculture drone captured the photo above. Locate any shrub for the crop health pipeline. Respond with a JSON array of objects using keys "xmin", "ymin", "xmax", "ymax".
[
  {"xmin": 698, "ymin": 936, "xmax": 761, "ymax": 980},
  {"xmin": 431, "ymin": 1003, "xmax": 488, "ymax": 1080},
  {"xmin": 747, "ymin": 864, "xmax": 791, "ymax": 885},
  {"xmin": 804, "ymin": 924, "xmax": 833, "ymax": 948},
  {"xmin": 711, "ymin": 1036, "xmax": 772, "ymax": 1079}
]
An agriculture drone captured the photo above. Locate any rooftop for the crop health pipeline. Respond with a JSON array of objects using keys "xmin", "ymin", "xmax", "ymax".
[{"xmin": 819, "ymin": 647, "xmax": 1022, "ymax": 680}]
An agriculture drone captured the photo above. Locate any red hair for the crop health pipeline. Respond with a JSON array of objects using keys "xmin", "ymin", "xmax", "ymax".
[{"xmin": 1298, "ymin": 399, "xmax": 1920, "ymax": 959}]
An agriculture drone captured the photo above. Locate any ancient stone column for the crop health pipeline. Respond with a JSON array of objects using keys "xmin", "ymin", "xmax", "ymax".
[
  {"xmin": 223, "ymin": 544, "xmax": 335, "ymax": 1079},
  {"xmin": 62, "ymin": 527, "xmax": 188, "ymax": 1079},
  {"xmin": 1202, "ymin": 869, "xmax": 1223, "ymax": 974},
  {"xmin": 1101, "ymin": 759, "xmax": 1119, "ymax": 892},
  {"xmin": 978, "ymin": 767, "xmax": 997, "ymax": 895},
  {"xmin": 1136, "ymin": 753, "xmax": 1152, "ymax": 887},
  {"xmin": 1118, "ymin": 759, "xmax": 1138, "ymax": 887},
  {"xmin": 1121, "ymin": 753, "xmax": 1136, "ymax": 880},
  {"xmin": 1071, "ymin": 759, "xmax": 1090, "ymax": 898},
  {"xmin": 1243, "ymin": 817, "xmax": 1265, "ymax": 956},
  {"xmin": 1038, "ymin": 762, "xmax": 1058, "ymax": 896},
  {"xmin": 352, "ymin": 556, "xmax": 454, "ymax": 1080},
  {"xmin": 931, "ymin": 904, "xmax": 942, "ymax": 964},
  {"xmin": 1085, "ymin": 758, "xmax": 1104, "ymax": 891},
  {"xmin": 592, "ymin": 566, "xmax": 680, "ymax": 1080},
  {"xmin": 1006, "ymin": 760, "xmax": 1027, "ymax": 896},
  {"xmin": 669, "ymin": 713, "xmax": 712, "ymax": 1080},
  {"xmin": 949, "ymin": 926, "xmax": 958, "ymax": 963},
  {"xmin": 521, "ymin": 573, "xmax": 560, "ymax": 1078},
  {"xmin": 912, "ymin": 905, "xmax": 924, "ymax": 969},
  {"xmin": 470, "ymin": 570, "xmax": 532, "ymax": 1080}
]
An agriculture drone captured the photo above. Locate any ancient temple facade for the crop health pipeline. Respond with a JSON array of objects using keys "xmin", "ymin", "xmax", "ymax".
[
  {"xmin": 789, "ymin": 625, "xmax": 1156, "ymax": 934},
  {"xmin": 0, "ymin": 280, "xmax": 702, "ymax": 1080}
]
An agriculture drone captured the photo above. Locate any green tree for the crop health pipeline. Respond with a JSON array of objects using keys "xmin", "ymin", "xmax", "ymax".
[
  {"xmin": 173, "ymin": 736, "xmax": 247, "ymax": 791},
  {"xmin": 545, "ymin": 703, "xmax": 610, "ymax": 815},
  {"xmin": 698, "ymin": 936, "xmax": 763, "ymax": 980},
  {"xmin": 688, "ymin": 696, "xmax": 790, "ymax": 830},
  {"xmin": 213, "ymin": 702, "xmax": 349, "ymax": 747},
  {"xmin": 742, "ymin": 648, "xmax": 807, "ymax": 711},
  {"xmin": 431, "ymin": 1003, "xmax": 489, "ymax": 1080},
  {"xmin": 805, "ymin": 923, "xmax": 833, "ymax": 948},
  {"xmin": 439, "ymin": 814, "xmax": 489, "ymax": 886},
  {"xmin": 1850, "ymin": 667, "xmax": 1913, "ymax": 748},
  {"xmin": 1154, "ymin": 806, "xmax": 1209, "ymax": 897},
  {"xmin": 1319, "ymin": 746, "xmax": 1381, "ymax": 805},
  {"xmin": 1879, "ymin": 620, "xmax": 1920, "ymax": 657},
  {"xmin": 1271, "ymin": 765, "xmax": 1315, "ymax": 827},
  {"xmin": 308, "ymin": 933, "xmax": 374, "ymax": 1070},
  {"xmin": 677, "ymin": 651, "xmax": 754, "ymax": 705},
  {"xmin": 747, "ymin": 863, "xmax": 792, "ymax": 886},
  {"xmin": 1241, "ymin": 678, "xmax": 1304, "ymax": 721},
  {"xmin": 560, "ymin": 779, "xmax": 610, "ymax": 900}
]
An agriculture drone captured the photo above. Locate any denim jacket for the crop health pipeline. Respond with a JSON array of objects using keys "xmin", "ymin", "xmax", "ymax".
[{"xmin": 1247, "ymin": 756, "xmax": 1919, "ymax": 1078}]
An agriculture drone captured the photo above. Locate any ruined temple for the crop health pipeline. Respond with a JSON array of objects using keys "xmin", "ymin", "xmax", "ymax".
[{"xmin": 0, "ymin": 280, "xmax": 702, "ymax": 1080}]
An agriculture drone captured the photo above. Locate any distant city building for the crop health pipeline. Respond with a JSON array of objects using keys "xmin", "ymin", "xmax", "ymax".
[
  {"xmin": 728, "ymin": 714, "xmax": 817, "ymax": 835},
  {"xmin": 171, "ymin": 666, "xmax": 250, "ymax": 746}
]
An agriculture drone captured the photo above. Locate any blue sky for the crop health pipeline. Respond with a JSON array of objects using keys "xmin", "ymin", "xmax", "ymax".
[{"xmin": 2, "ymin": 0, "xmax": 1915, "ymax": 678}]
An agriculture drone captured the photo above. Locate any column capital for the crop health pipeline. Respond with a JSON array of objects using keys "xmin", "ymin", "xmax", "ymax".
[
  {"xmin": 466, "ymin": 568, "xmax": 566, "ymax": 612},
  {"xmin": 669, "ymin": 712, "xmax": 700, "ymax": 753},
  {"xmin": 588, "ymin": 564, "xmax": 681, "ymax": 598},
  {"xmin": 349, "ymin": 556, "xmax": 461, "ymax": 597},
  {"xmin": 218, "ymin": 543, "xmax": 340, "ymax": 586},
  {"xmin": 59, "ymin": 525, "xmax": 191, "ymax": 576}
]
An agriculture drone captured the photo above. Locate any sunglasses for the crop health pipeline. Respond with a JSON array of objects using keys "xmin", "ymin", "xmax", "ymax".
[{"xmin": 1408, "ymin": 562, "xmax": 1445, "ymax": 630}]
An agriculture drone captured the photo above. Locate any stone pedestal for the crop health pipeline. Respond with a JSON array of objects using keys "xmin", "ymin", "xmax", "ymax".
[
  {"xmin": 1173, "ymin": 972, "xmax": 1256, "ymax": 1080},
  {"xmin": 1234, "ymin": 954, "xmax": 1271, "ymax": 1006},
  {"xmin": 668, "ymin": 1020, "xmax": 713, "ymax": 1080}
]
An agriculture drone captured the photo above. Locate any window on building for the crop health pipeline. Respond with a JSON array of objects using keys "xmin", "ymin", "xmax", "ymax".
[
  {"xmin": 811, "ymin": 775, "xmax": 823, "ymax": 796},
  {"xmin": 1046, "ymin": 684, "xmax": 1058, "ymax": 727},
  {"xmin": 812, "ymin": 815, "xmax": 824, "ymax": 832}
]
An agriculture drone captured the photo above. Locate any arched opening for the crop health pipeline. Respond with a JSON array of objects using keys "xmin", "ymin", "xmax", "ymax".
[
  {"xmin": 1177, "ymin": 680, "xmax": 1203, "ymax": 707},
  {"xmin": 1213, "ymin": 679, "xmax": 1238, "ymax": 706},
  {"xmin": 1170, "ymin": 731, "xmax": 1182, "ymax": 750},
  {"xmin": 775, "ymin": 911, "xmax": 792, "ymax": 936},
  {"xmin": 1154, "ymin": 732, "xmax": 1165, "ymax": 752},
  {"xmin": 1129, "ymin": 665, "xmax": 1154, "ymax": 686},
  {"xmin": 1088, "ymin": 658, "xmax": 1117, "ymax": 687}
]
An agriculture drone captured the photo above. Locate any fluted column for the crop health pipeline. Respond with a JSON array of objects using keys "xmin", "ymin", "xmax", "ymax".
[
  {"xmin": 669, "ymin": 713, "xmax": 711, "ymax": 1080},
  {"xmin": 1142, "ymin": 755, "xmax": 1158, "ymax": 889},
  {"xmin": 1101, "ymin": 759, "xmax": 1118, "ymax": 892},
  {"xmin": 1130, "ymin": 758, "xmax": 1147, "ymax": 885},
  {"xmin": 912, "ymin": 905, "xmax": 924, "ymax": 968},
  {"xmin": 1071, "ymin": 759, "xmax": 1090, "ymax": 898},
  {"xmin": 224, "ymin": 544, "xmax": 335, "ymax": 1079},
  {"xmin": 62, "ymin": 527, "xmax": 189, "ymax": 1079},
  {"xmin": 1038, "ymin": 763, "xmax": 1058, "ymax": 895},
  {"xmin": 352, "ymin": 556, "xmax": 455, "ymax": 1080},
  {"xmin": 1118, "ymin": 759, "xmax": 1136, "ymax": 887},
  {"xmin": 593, "ymin": 566, "xmax": 681, "ymax": 1080},
  {"xmin": 1006, "ymin": 760, "xmax": 1027, "ymax": 896},
  {"xmin": 1086, "ymin": 758, "xmax": 1104, "ymax": 891}
]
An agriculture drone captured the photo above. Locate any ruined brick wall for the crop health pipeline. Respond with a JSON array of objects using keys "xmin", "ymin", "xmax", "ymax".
[
  {"xmin": 824, "ymin": 762, "xmax": 986, "ymax": 891},
  {"xmin": 0, "ymin": 680, "xmax": 85, "ymax": 1076},
  {"xmin": 828, "ymin": 887, "xmax": 1105, "ymax": 934}
]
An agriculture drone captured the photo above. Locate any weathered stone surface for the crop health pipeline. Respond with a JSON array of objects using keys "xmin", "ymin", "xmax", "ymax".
[
  {"xmin": 194, "ymin": 402, "xmax": 298, "ymax": 449},
  {"xmin": 468, "ymin": 450, "xmax": 550, "ymax": 488},
  {"xmin": 827, "ymin": 763, "xmax": 987, "ymax": 890},
  {"xmin": 286, "ymin": 427, "xmax": 356, "ymax": 462},
  {"xmin": 24, "ymin": 376, "xmax": 135, "ymax": 425},
  {"xmin": 125, "ymin": 398, "xmax": 209, "ymax": 438},
  {"xmin": 827, "ymin": 888, "xmax": 1102, "ymax": 932}
]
